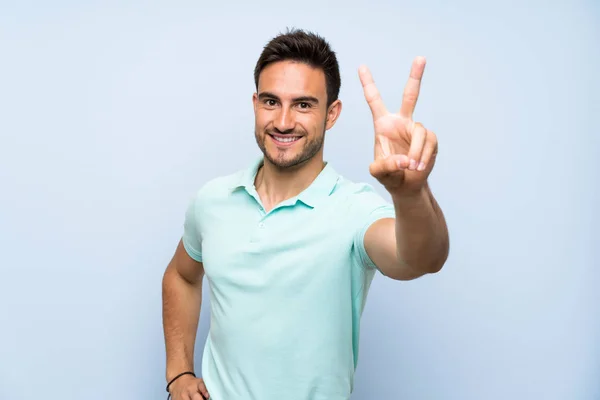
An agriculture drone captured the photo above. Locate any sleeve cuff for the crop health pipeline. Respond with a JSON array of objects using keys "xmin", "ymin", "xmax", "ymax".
[
  {"xmin": 355, "ymin": 205, "xmax": 396, "ymax": 270},
  {"xmin": 182, "ymin": 236, "xmax": 203, "ymax": 262}
]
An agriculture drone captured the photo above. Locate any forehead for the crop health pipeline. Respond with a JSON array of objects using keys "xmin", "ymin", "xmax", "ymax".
[{"xmin": 258, "ymin": 60, "xmax": 327, "ymax": 99}]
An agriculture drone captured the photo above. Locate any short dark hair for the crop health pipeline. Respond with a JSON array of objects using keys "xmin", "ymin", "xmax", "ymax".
[{"xmin": 253, "ymin": 28, "xmax": 341, "ymax": 107}]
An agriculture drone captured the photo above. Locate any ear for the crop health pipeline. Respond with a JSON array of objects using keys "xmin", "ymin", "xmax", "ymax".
[
  {"xmin": 325, "ymin": 99, "xmax": 342, "ymax": 131},
  {"xmin": 252, "ymin": 92, "xmax": 258, "ymax": 112}
]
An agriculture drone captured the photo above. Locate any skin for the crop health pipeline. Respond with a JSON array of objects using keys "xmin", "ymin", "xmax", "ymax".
[
  {"xmin": 162, "ymin": 57, "xmax": 449, "ymax": 399},
  {"xmin": 162, "ymin": 240, "xmax": 209, "ymax": 400},
  {"xmin": 251, "ymin": 60, "xmax": 341, "ymax": 211},
  {"xmin": 358, "ymin": 58, "xmax": 450, "ymax": 279}
]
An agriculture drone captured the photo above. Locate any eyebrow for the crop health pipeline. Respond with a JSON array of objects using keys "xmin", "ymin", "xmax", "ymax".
[{"xmin": 258, "ymin": 91, "xmax": 320, "ymax": 104}]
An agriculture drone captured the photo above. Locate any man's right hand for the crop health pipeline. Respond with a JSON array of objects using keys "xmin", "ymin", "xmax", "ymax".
[{"xmin": 168, "ymin": 375, "xmax": 210, "ymax": 400}]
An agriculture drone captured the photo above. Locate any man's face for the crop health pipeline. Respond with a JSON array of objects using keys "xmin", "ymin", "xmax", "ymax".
[{"xmin": 253, "ymin": 60, "xmax": 341, "ymax": 169}]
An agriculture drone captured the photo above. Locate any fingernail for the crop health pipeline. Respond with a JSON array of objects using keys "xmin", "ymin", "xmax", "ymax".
[
  {"xmin": 417, "ymin": 162, "xmax": 425, "ymax": 171},
  {"xmin": 396, "ymin": 159, "xmax": 405, "ymax": 169},
  {"xmin": 409, "ymin": 159, "xmax": 417, "ymax": 170}
]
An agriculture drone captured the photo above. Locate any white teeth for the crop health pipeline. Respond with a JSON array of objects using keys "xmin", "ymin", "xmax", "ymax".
[{"xmin": 274, "ymin": 136, "xmax": 299, "ymax": 143}]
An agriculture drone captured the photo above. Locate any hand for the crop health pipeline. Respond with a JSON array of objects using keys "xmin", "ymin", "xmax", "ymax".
[
  {"xmin": 168, "ymin": 375, "xmax": 209, "ymax": 400},
  {"xmin": 359, "ymin": 56, "xmax": 438, "ymax": 195}
]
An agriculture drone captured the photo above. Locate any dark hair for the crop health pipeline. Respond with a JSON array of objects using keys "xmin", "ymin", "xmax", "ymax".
[{"xmin": 254, "ymin": 28, "xmax": 341, "ymax": 107}]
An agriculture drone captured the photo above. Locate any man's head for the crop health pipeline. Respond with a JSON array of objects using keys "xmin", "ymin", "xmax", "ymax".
[{"xmin": 252, "ymin": 29, "xmax": 342, "ymax": 169}]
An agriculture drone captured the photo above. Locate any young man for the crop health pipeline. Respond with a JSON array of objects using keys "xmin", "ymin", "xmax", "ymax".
[{"xmin": 162, "ymin": 29, "xmax": 449, "ymax": 400}]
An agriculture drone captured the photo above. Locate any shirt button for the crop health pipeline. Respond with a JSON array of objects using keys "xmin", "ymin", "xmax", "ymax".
[{"xmin": 258, "ymin": 222, "xmax": 265, "ymax": 228}]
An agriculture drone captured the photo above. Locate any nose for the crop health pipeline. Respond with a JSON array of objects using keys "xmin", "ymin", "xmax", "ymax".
[{"xmin": 273, "ymin": 107, "xmax": 295, "ymax": 134}]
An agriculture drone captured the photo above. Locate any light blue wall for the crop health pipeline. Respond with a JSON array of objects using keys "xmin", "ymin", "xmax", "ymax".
[{"xmin": 1, "ymin": 1, "xmax": 598, "ymax": 399}]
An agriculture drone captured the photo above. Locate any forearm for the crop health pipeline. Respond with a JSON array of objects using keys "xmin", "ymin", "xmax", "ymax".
[
  {"xmin": 162, "ymin": 266, "xmax": 203, "ymax": 381},
  {"xmin": 391, "ymin": 183, "xmax": 449, "ymax": 273}
]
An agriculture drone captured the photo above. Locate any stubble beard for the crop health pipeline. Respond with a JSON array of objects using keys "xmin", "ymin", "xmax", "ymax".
[{"xmin": 255, "ymin": 124, "xmax": 326, "ymax": 170}]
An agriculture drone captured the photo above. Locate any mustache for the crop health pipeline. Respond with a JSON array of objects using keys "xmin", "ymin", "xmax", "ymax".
[{"xmin": 265, "ymin": 128, "xmax": 306, "ymax": 136}]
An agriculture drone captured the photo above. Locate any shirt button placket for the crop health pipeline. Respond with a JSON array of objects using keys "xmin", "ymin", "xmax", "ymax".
[
  {"xmin": 250, "ymin": 217, "xmax": 267, "ymax": 243},
  {"xmin": 256, "ymin": 220, "xmax": 267, "ymax": 240}
]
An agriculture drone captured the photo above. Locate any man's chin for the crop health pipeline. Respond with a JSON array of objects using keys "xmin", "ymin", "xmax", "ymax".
[
  {"xmin": 264, "ymin": 151, "xmax": 304, "ymax": 169},
  {"xmin": 268, "ymin": 157, "xmax": 300, "ymax": 169}
]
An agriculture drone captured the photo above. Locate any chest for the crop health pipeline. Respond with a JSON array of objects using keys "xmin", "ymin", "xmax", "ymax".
[{"xmin": 199, "ymin": 201, "xmax": 357, "ymax": 292}]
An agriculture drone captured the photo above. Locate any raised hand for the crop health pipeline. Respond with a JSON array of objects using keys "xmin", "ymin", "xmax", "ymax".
[{"xmin": 359, "ymin": 56, "xmax": 438, "ymax": 195}]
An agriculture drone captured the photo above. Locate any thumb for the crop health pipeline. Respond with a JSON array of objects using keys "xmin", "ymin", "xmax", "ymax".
[
  {"xmin": 369, "ymin": 154, "xmax": 409, "ymax": 178},
  {"xmin": 198, "ymin": 379, "xmax": 209, "ymax": 399}
]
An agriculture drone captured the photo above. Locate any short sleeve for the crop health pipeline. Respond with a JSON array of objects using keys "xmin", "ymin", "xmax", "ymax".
[
  {"xmin": 352, "ymin": 184, "xmax": 396, "ymax": 270},
  {"xmin": 182, "ymin": 194, "xmax": 203, "ymax": 262}
]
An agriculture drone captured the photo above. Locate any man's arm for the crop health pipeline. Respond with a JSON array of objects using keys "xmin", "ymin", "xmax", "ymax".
[
  {"xmin": 162, "ymin": 239, "xmax": 204, "ymax": 381},
  {"xmin": 364, "ymin": 183, "xmax": 449, "ymax": 280},
  {"xmin": 358, "ymin": 57, "xmax": 449, "ymax": 280}
]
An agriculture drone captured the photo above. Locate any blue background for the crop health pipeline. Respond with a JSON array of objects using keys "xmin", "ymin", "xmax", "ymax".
[{"xmin": 1, "ymin": 1, "xmax": 598, "ymax": 399}]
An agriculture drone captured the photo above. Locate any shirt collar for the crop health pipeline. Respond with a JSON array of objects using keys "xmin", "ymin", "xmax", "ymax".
[{"xmin": 230, "ymin": 156, "xmax": 339, "ymax": 208}]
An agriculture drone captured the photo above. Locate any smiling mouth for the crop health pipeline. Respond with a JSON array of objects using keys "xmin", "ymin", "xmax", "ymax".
[{"xmin": 269, "ymin": 134, "xmax": 302, "ymax": 145}]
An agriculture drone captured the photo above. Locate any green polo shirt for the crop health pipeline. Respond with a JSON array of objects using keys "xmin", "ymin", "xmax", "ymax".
[{"xmin": 182, "ymin": 157, "xmax": 395, "ymax": 400}]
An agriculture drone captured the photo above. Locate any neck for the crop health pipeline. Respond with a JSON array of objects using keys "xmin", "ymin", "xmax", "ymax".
[{"xmin": 255, "ymin": 154, "xmax": 325, "ymax": 211}]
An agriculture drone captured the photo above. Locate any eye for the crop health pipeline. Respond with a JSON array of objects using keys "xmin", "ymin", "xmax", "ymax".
[{"xmin": 297, "ymin": 102, "xmax": 311, "ymax": 109}]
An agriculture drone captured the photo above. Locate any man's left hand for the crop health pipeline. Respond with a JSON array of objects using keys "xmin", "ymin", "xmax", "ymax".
[{"xmin": 359, "ymin": 56, "xmax": 438, "ymax": 196}]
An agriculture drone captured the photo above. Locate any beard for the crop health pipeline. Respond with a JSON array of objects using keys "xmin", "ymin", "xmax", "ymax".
[{"xmin": 255, "ymin": 125, "xmax": 326, "ymax": 169}]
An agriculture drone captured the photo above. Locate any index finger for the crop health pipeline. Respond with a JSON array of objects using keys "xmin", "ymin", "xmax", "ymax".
[
  {"xmin": 358, "ymin": 65, "xmax": 388, "ymax": 121},
  {"xmin": 399, "ymin": 56, "xmax": 426, "ymax": 118}
]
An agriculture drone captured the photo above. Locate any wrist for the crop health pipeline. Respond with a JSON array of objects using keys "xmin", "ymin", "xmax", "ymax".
[
  {"xmin": 389, "ymin": 185, "xmax": 428, "ymax": 206},
  {"xmin": 166, "ymin": 370, "xmax": 196, "ymax": 393},
  {"xmin": 166, "ymin": 363, "xmax": 194, "ymax": 382}
]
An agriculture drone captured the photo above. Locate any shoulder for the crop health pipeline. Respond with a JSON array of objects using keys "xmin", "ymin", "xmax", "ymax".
[
  {"xmin": 326, "ymin": 173, "xmax": 395, "ymax": 234},
  {"xmin": 327, "ymin": 174, "xmax": 395, "ymax": 245},
  {"xmin": 190, "ymin": 168, "xmax": 245, "ymax": 204},
  {"xmin": 183, "ymin": 168, "xmax": 246, "ymax": 230},
  {"xmin": 331, "ymin": 175, "xmax": 392, "ymax": 211}
]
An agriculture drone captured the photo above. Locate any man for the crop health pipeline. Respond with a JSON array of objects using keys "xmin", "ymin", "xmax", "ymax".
[{"xmin": 162, "ymin": 29, "xmax": 449, "ymax": 400}]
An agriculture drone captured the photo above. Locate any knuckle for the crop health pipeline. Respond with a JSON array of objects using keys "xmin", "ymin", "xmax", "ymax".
[
  {"xmin": 403, "ymin": 93, "xmax": 418, "ymax": 103},
  {"xmin": 366, "ymin": 90, "xmax": 381, "ymax": 103},
  {"xmin": 413, "ymin": 121, "xmax": 425, "ymax": 132},
  {"xmin": 369, "ymin": 163, "xmax": 379, "ymax": 176}
]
